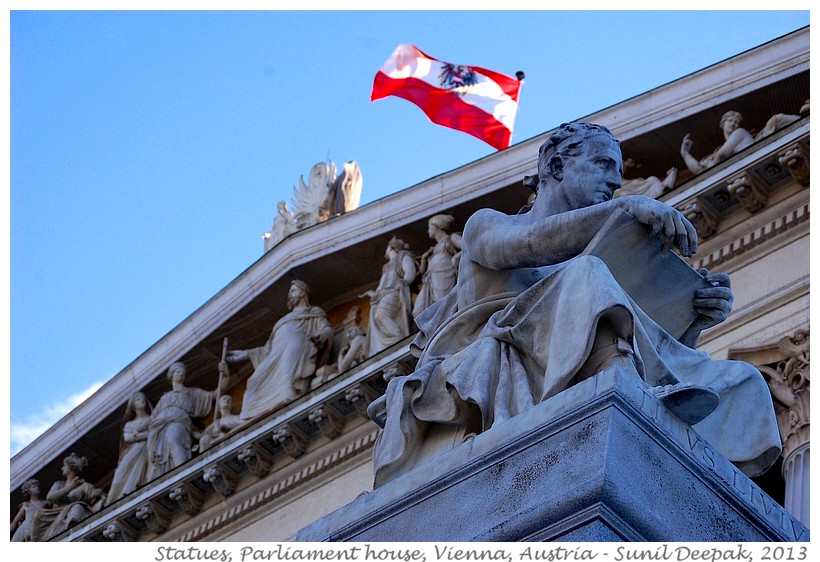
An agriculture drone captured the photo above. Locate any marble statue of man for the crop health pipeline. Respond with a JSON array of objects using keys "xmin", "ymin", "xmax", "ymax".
[
  {"xmin": 680, "ymin": 110, "xmax": 754, "ymax": 175},
  {"xmin": 371, "ymin": 122, "xmax": 781, "ymax": 487},
  {"xmin": 226, "ymin": 279, "xmax": 333, "ymax": 421}
]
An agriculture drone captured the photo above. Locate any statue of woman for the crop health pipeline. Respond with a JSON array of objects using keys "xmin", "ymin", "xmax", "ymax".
[
  {"xmin": 104, "ymin": 391, "xmax": 153, "ymax": 506},
  {"xmin": 29, "ymin": 453, "xmax": 105, "ymax": 541},
  {"xmin": 363, "ymin": 237, "xmax": 416, "ymax": 356},
  {"xmin": 680, "ymin": 110, "xmax": 754, "ymax": 175},
  {"xmin": 413, "ymin": 215, "xmax": 462, "ymax": 317},
  {"xmin": 10, "ymin": 478, "xmax": 50, "ymax": 541},
  {"xmin": 146, "ymin": 361, "xmax": 228, "ymax": 479}
]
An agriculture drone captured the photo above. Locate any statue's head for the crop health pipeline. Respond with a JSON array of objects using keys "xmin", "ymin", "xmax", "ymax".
[
  {"xmin": 218, "ymin": 395, "xmax": 233, "ymax": 411},
  {"xmin": 535, "ymin": 122, "xmax": 617, "ymax": 185},
  {"xmin": 386, "ymin": 236, "xmax": 407, "ymax": 258},
  {"xmin": 288, "ymin": 279, "xmax": 310, "ymax": 309},
  {"xmin": 427, "ymin": 214, "xmax": 455, "ymax": 234},
  {"xmin": 63, "ymin": 452, "xmax": 88, "ymax": 475},
  {"xmin": 719, "ymin": 110, "xmax": 743, "ymax": 134},
  {"xmin": 166, "ymin": 361, "xmax": 187, "ymax": 384},
  {"xmin": 21, "ymin": 478, "xmax": 40, "ymax": 497},
  {"xmin": 126, "ymin": 391, "xmax": 151, "ymax": 417}
]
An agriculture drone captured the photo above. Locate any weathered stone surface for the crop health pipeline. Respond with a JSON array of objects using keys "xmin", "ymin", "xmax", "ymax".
[{"xmin": 298, "ymin": 367, "xmax": 807, "ymax": 542}]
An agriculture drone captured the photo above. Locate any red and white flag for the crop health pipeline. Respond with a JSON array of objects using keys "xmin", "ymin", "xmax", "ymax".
[{"xmin": 371, "ymin": 44, "xmax": 522, "ymax": 150}]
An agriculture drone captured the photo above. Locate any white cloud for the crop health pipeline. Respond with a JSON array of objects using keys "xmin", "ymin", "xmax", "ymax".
[{"xmin": 10, "ymin": 381, "xmax": 105, "ymax": 456}]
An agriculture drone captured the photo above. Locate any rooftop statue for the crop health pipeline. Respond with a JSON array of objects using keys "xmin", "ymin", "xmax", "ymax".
[
  {"xmin": 11, "ymin": 479, "xmax": 50, "ymax": 542},
  {"xmin": 196, "ymin": 395, "xmax": 243, "ymax": 451},
  {"xmin": 29, "ymin": 453, "xmax": 105, "ymax": 541},
  {"xmin": 615, "ymin": 158, "xmax": 678, "ymax": 199},
  {"xmin": 363, "ymin": 237, "xmax": 417, "ymax": 356},
  {"xmin": 147, "ymin": 362, "xmax": 230, "ymax": 480},
  {"xmin": 412, "ymin": 214, "xmax": 462, "ymax": 317},
  {"xmin": 263, "ymin": 160, "xmax": 363, "ymax": 252},
  {"xmin": 104, "ymin": 391, "xmax": 153, "ymax": 506},
  {"xmin": 680, "ymin": 110, "xmax": 754, "ymax": 175},
  {"xmin": 370, "ymin": 122, "xmax": 781, "ymax": 487},
  {"xmin": 755, "ymin": 99, "xmax": 810, "ymax": 140},
  {"xmin": 225, "ymin": 279, "xmax": 333, "ymax": 421}
]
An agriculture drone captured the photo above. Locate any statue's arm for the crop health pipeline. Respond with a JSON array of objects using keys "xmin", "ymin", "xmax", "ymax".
[
  {"xmin": 677, "ymin": 269, "xmax": 733, "ymax": 349},
  {"xmin": 714, "ymin": 128, "xmax": 753, "ymax": 161}
]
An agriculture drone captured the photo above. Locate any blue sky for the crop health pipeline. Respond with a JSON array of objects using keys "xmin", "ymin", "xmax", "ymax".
[{"xmin": 7, "ymin": 9, "xmax": 811, "ymax": 455}]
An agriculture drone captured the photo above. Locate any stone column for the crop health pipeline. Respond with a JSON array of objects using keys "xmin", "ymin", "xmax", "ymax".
[{"xmin": 760, "ymin": 329, "xmax": 810, "ymax": 527}]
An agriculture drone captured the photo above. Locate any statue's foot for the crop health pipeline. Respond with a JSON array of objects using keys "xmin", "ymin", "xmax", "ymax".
[{"xmin": 652, "ymin": 383, "xmax": 719, "ymax": 425}]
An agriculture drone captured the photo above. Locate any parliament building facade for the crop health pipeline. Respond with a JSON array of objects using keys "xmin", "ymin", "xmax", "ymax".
[{"xmin": 10, "ymin": 27, "xmax": 810, "ymax": 541}]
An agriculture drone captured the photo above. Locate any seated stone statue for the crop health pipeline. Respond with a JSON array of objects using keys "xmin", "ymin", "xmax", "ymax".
[
  {"xmin": 29, "ymin": 453, "xmax": 105, "ymax": 541},
  {"xmin": 755, "ymin": 99, "xmax": 810, "ymax": 140},
  {"xmin": 680, "ymin": 110, "xmax": 754, "ymax": 175},
  {"xmin": 371, "ymin": 122, "xmax": 781, "ymax": 488},
  {"xmin": 314, "ymin": 306, "xmax": 368, "ymax": 386},
  {"xmin": 225, "ymin": 279, "xmax": 333, "ymax": 421},
  {"xmin": 197, "ymin": 395, "xmax": 243, "ymax": 451},
  {"xmin": 11, "ymin": 478, "xmax": 50, "ymax": 542},
  {"xmin": 363, "ymin": 237, "xmax": 417, "ymax": 356}
]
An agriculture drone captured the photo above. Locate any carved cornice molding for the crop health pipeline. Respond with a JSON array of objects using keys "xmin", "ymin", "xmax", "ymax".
[
  {"xmin": 174, "ymin": 428, "xmax": 379, "ymax": 542},
  {"xmin": 691, "ymin": 201, "xmax": 809, "ymax": 272}
]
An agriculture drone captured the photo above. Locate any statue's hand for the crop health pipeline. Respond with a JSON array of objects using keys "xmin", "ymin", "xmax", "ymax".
[
  {"xmin": 690, "ymin": 269, "xmax": 733, "ymax": 332},
  {"xmin": 681, "ymin": 133, "xmax": 694, "ymax": 155},
  {"xmin": 616, "ymin": 195, "xmax": 698, "ymax": 257}
]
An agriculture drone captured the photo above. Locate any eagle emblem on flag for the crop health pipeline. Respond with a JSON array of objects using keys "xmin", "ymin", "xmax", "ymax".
[{"xmin": 438, "ymin": 63, "xmax": 478, "ymax": 95}]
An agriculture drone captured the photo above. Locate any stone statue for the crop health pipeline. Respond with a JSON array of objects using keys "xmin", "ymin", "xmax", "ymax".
[
  {"xmin": 371, "ymin": 122, "xmax": 781, "ymax": 487},
  {"xmin": 225, "ymin": 279, "xmax": 333, "ymax": 421},
  {"xmin": 412, "ymin": 215, "xmax": 462, "ymax": 317},
  {"xmin": 680, "ymin": 110, "xmax": 754, "ymax": 175},
  {"xmin": 755, "ymin": 99, "xmax": 810, "ymax": 140},
  {"xmin": 363, "ymin": 237, "xmax": 417, "ymax": 356},
  {"xmin": 104, "ymin": 391, "xmax": 153, "ymax": 506},
  {"xmin": 11, "ymin": 479, "xmax": 50, "ymax": 541},
  {"xmin": 146, "ymin": 362, "xmax": 229, "ymax": 480},
  {"xmin": 29, "ymin": 453, "xmax": 105, "ymax": 541},
  {"xmin": 263, "ymin": 161, "xmax": 363, "ymax": 253},
  {"xmin": 313, "ymin": 306, "xmax": 368, "ymax": 386},
  {"xmin": 615, "ymin": 158, "xmax": 677, "ymax": 199},
  {"xmin": 197, "ymin": 395, "xmax": 243, "ymax": 451},
  {"xmin": 263, "ymin": 201, "xmax": 296, "ymax": 252},
  {"xmin": 291, "ymin": 160, "xmax": 363, "ymax": 229}
]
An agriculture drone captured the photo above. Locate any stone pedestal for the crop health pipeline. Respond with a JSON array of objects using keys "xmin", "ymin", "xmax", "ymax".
[{"xmin": 298, "ymin": 367, "xmax": 809, "ymax": 542}]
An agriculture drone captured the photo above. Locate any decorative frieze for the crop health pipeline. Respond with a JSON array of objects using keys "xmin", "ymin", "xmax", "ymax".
[
  {"xmin": 168, "ymin": 483, "xmax": 204, "ymax": 516},
  {"xmin": 272, "ymin": 425, "xmax": 309, "ymax": 459},
  {"xmin": 237, "ymin": 445, "xmax": 273, "ymax": 478},
  {"xmin": 135, "ymin": 502, "xmax": 170, "ymax": 535},
  {"xmin": 727, "ymin": 174, "xmax": 768, "ymax": 213},
  {"xmin": 308, "ymin": 406, "xmax": 346, "ymax": 440},
  {"xmin": 203, "ymin": 465, "xmax": 238, "ymax": 497},
  {"xmin": 778, "ymin": 144, "xmax": 809, "ymax": 187},
  {"xmin": 681, "ymin": 199, "xmax": 720, "ymax": 239}
]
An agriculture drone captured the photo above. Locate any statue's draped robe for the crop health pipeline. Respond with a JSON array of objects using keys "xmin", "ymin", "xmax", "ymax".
[
  {"xmin": 374, "ymin": 255, "xmax": 781, "ymax": 486},
  {"xmin": 30, "ymin": 480, "xmax": 100, "ymax": 540},
  {"xmin": 240, "ymin": 306, "xmax": 330, "ymax": 421},
  {"xmin": 147, "ymin": 387, "xmax": 213, "ymax": 479},
  {"xmin": 105, "ymin": 416, "xmax": 151, "ymax": 505},
  {"xmin": 367, "ymin": 251, "xmax": 414, "ymax": 355},
  {"xmin": 413, "ymin": 237, "xmax": 459, "ymax": 317}
]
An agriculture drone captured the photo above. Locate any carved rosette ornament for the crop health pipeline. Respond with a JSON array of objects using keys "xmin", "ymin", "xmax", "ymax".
[
  {"xmin": 759, "ymin": 329, "xmax": 810, "ymax": 460},
  {"xmin": 681, "ymin": 200, "xmax": 720, "ymax": 239},
  {"xmin": 727, "ymin": 174, "xmax": 768, "ymax": 213},
  {"xmin": 203, "ymin": 465, "xmax": 237, "ymax": 497},
  {"xmin": 168, "ymin": 483, "xmax": 203, "ymax": 516},
  {"xmin": 778, "ymin": 145, "xmax": 809, "ymax": 187}
]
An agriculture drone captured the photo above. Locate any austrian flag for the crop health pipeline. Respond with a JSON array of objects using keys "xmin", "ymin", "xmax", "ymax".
[{"xmin": 371, "ymin": 45, "xmax": 523, "ymax": 150}]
